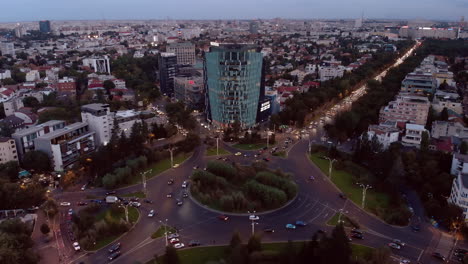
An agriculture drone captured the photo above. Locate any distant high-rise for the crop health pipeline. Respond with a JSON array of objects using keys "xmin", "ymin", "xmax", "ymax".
[
  {"xmin": 204, "ymin": 44, "xmax": 264, "ymax": 128},
  {"xmin": 167, "ymin": 42, "xmax": 196, "ymax": 65},
  {"xmin": 158, "ymin": 52, "xmax": 177, "ymax": 97},
  {"xmin": 39, "ymin": 20, "xmax": 51, "ymax": 33},
  {"xmin": 249, "ymin": 21, "xmax": 259, "ymax": 34}
]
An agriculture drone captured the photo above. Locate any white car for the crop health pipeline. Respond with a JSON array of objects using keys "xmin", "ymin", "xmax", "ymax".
[
  {"xmin": 249, "ymin": 215, "xmax": 259, "ymax": 221},
  {"xmin": 73, "ymin": 242, "xmax": 81, "ymax": 251},
  {"xmin": 60, "ymin": 202, "xmax": 71, "ymax": 206},
  {"xmin": 182, "ymin": 181, "xmax": 188, "ymax": 188},
  {"xmin": 235, "ymin": 152, "xmax": 242, "ymax": 156},
  {"xmin": 148, "ymin": 210, "xmax": 155, "ymax": 218},
  {"xmin": 81, "ymin": 184, "xmax": 87, "ymax": 191},
  {"xmin": 174, "ymin": 243, "xmax": 185, "ymax": 249},
  {"xmin": 173, "ymin": 164, "xmax": 180, "ymax": 168},
  {"xmin": 170, "ymin": 238, "xmax": 180, "ymax": 244}
]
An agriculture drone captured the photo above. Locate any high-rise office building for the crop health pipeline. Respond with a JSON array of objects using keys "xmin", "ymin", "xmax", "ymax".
[
  {"xmin": 39, "ymin": 20, "xmax": 51, "ymax": 33},
  {"xmin": 167, "ymin": 42, "xmax": 196, "ymax": 65},
  {"xmin": 204, "ymin": 44, "xmax": 264, "ymax": 128},
  {"xmin": 158, "ymin": 52, "xmax": 177, "ymax": 97}
]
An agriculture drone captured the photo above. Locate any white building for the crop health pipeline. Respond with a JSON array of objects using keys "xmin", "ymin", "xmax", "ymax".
[
  {"xmin": 80, "ymin": 104, "xmax": 114, "ymax": 146},
  {"xmin": 3, "ymin": 97, "xmax": 24, "ymax": 117},
  {"xmin": 26, "ymin": 70, "xmax": 40, "ymax": 82},
  {"xmin": 0, "ymin": 69, "xmax": 12, "ymax": 80},
  {"xmin": 0, "ymin": 42, "xmax": 15, "ymax": 56},
  {"xmin": 319, "ymin": 65, "xmax": 345, "ymax": 81},
  {"xmin": 115, "ymin": 110, "xmax": 142, "ymax": 137},
  {"xmin": 431, "ymin": 121, "xmax": 468, "ymax": 139},
  {"xmin": 451, "ymin": 153, "xmax": 468, "ymax": 176},
  {"xmin": 0, "ymin": 137, "xmax": 18, "ymax": 164},
  {"xmin": 366, "ymin": 124, "xmax": 400, "ymax": 149},
  {"xmin": 82, "ymin": 56, "xmax": 111, "ymax": 74},
  {"xmin": 402, "ymin": 123, "xmax": 427, "ymax": 147},
  {"xmin": 448, "ymin": 172, "xmax": 468, "ymax": 221}
]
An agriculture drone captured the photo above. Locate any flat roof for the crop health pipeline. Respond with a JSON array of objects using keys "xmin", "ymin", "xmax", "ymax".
[
  {"xmin": 35, "ymin": 122, "xmax": 88, "ymax": 140},
  {"xmin": 81, "ymin": 103, "xmax": 110, "ymax": 111},
  {"xmin": 12, "ymin": 120, "xmax": 65, "ymax": 137}
]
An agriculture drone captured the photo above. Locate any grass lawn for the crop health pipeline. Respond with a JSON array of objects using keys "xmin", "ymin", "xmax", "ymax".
[
  {"xmin": 128, "ymin": 152, "xmax": 192, "ymax": 185},
  {"xmin": 206, "ymin": 147, "xmax": 230, "ymax": 156},
  {"xmin": 232, "ymin": 143, "xmax": 267, "ymax": 150},
  {"xmin": 309, "ymin": 152, "xmax": 390, "ymax": 214},
  {"xmin": 146, "ymin": 242, "xmax": 374, "ymax": 264},
  {"xmin": 151, "ymin": 225, "xmax": 177, "ymax": 239},
  {"xmin": 90, "ymin": 206, "xmax": 139, "ymax": 251},
  {"xmin": 121, "ymin": 191, "xmax": 146, "ymax": 198},
  {"xmin": 273, "ymin": 151, "xmax": 287, "ymax": 158}
]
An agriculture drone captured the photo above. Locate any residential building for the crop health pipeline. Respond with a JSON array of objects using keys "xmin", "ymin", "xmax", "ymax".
[
  {"xmin": 174, "ymin": 75, "xmax": 204, "ymax": 110},
  {"xmin": 0, "ymin": 42, "xmax": 15, "ymax": 56},
  {"xmin": 158, "ymin": 52, "xmax": 177, "ymax": 97},
  {"xmin": 451, "ymin": 153, "xmax": 468, "ymax": 176},
  {"xmin": 167, "ymin": 42, "xmax": 196, "ymax": 65},
  {"xmin": 448, "ymin": 172, "xmax": 468, "ymax": 220},
  {"xmin": 379, "ymin": 93, "xmax": 430, "ymax": 126},
  {"xmin": 114, "ymin": 110, "xmax": 142, "ymax": 137},
  {"xmin": 34, "ymin": 122, "xmax": 95, "ymax": 171},
  {"xmin": 3, "ymin": 97, "xmax": 24, "ymax": 117},
  {"xmin": 204, "ymin": 44, "xmax": 264, "ymax": 128},
  {"xmin": 432, "ymin": 121, "xmax": 468, "ymax": 139},
  {"xmin": 26, "ymin": 70, "xmax": 40, "ymax": 82},
  {"xmin": 0, "ymin": 137, "xmax": 18, "ymax": 164},
  {"xmin": 82, "ymin": 56, "xmax": 111, "ymax": 74},
  {"xmin": 319, "ymin": 65, "xmax": 345, "ymax": 81},
  {"xmin": 12, "ymin": 120, "xmax": 66, "ymax": 160},
  {"xmin": 400, "ymin": 70, "xmax": 437, "ymax": 95},
  {"xmin": 401, "ymin": 123, "xmax": 427, "ymax": 146},
  {"xmin": 39, "ymin": 20, "xmax": 51, "ymax": 33},
  {"xmin": 249, "ymin": 21, "xmax": 259, "ymax": 34},
  {"xmin": 80, "ymin": 103, "xmax": 114, "ymax": 146},
  {"xmin": 366, "ymin": 124, "xmax": 400, "ymax": 149},
  {"xmin": 57, "ymin": 77, "xmax": 77, "ymax": 94},
  {"xmin": 0, "ymin": 69, "xmax": 11, "ymax": 80}
]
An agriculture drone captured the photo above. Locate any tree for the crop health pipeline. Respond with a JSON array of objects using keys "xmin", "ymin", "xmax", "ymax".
[
  {"xmin": 42, "ymin": 199, "xmax": 58, "ymax": 218},
  {"xmin": 247, "ymin": 235, "xmax": 262, "ymax": 253},
  {"xmin": 103, "ymin": 80, "xmax": 116, "ymax": 94},
  {"xmin": 440, "ymin": 107, "xmax": 449, "ymax": 121},
  {"xmin": 229, "ymin": 232, "xmax": 242, "ymax": 250},
  {"xmin": 40, "ymin": 223, "xmax": 50, "ymax": 235},
  {"xmin": 320, "ymin": 224, "xmax": 351, "ymax": 264},
  {"xmin": 21, "ymin": 150, "xmax": 51, "ymax": 172},
  {"xmin": 420, "ymin": 131, "xmax": 430, "ymax": 152},
  {"xmin": 0, "ymin": 219, "xmax": 40, "ymax": 264},
  {"xmin": 22, "ymin": 97, "xmax": 40, "ymax": 108},
  {"xmin": 164, "ymin": 245, "xmax": 180, "ymax": 264}
]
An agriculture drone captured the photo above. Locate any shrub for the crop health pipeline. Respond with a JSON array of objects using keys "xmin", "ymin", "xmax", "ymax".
[
  {"xmin": 207, "ymin": 161, "xmax": 237, "ymax": 181},
  {"xmin": 246, "ymin": 180, "xmax": 287, "ymax": 208}
]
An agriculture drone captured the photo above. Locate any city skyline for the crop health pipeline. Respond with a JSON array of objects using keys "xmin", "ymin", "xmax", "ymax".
[{"xmin": 1, "ymin": 0, "xmax": 467, "ymax": 23}]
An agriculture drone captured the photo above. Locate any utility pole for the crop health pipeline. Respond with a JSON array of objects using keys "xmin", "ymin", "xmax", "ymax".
[
  {"xmin": 169, "ymin": 146, "xmax": 175, "ymax": 168},
  {"xmin": 324, "ymin": 157, "xmax": 337, "ymax": 179},
  {"xmin": 357, "ymin": 183, "xmax": 372, "ymax": 209},
  {"xmin": 159, "ymin": 219, "xmax": 169, "ymax": 246},
  {"xmin": 248, "ymin": 211, "xmax": 258, "ymax": 236},
  {"xmin": 120, "ymin": 204, "xmax": 129, "ymax": 223}
]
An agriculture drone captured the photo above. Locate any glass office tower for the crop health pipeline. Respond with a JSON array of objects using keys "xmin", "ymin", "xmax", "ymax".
[{"xmin": 205, "ymin": 44, "xmax": 263, "ymax": 128}]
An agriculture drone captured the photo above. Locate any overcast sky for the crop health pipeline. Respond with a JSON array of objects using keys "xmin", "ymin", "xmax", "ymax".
[{"xmin": 1, "ymin": 0, "xmax": 467, "ymax": 22}]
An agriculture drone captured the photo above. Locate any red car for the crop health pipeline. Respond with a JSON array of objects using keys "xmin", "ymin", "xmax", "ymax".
[{"xmin": 218, "ymin": 215, "xmax": 229, "ymax": 221}]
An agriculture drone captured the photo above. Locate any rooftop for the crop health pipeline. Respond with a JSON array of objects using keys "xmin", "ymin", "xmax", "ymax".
[
  {"xmin": 12, "ymin": 120, "xmax": 65, "ymax": 137},
  {"xmin": 81, "ymin": 103, "xmax": 110, "ymax": 111},
  {"xmin": 35, "ymin": 122, "xmax": 89, "ymax": 141}
]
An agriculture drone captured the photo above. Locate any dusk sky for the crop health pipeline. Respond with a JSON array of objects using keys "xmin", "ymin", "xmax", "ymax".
[{"xmin": 1, "ymin": 0, "xmax": 467, "ymax": 22}]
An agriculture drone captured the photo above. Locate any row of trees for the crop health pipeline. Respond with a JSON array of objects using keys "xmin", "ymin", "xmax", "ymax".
[
  {"xmin": 191, "ymin": 161, "xmax": 297, "ymax": 212},
  {"xmin": 160, "ymin": 224, "xmax": 394, "ymax": 264},
  {"xmin": 101, "ymin": 156, "xmax": 148, "ymax": 189},
  {"xmin": 0, "ymin": 219, "xmax": 40, "ymax": 264},
  {"xmin": 270, "ymin": 40, "xmax": 415, "ymax": 128}
]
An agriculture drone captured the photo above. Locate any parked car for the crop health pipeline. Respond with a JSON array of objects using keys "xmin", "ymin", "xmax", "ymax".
[
  {"xmin": 218, "ymin": 215, "xmax": 229, "ymax": 221},
  {"xmin": 339, "ymin": 193, "xmax": 347, "ymax": 199},
  {"xmin": 388, "ymin": 243, "xmax": 401, "ymax": 250},
  {"xmin": 351, "ymin": 229, "xmax": 363, "ymax": 235},
  {"xmin": 169, "ymin": 238, "xmax": 180, "ymax": 244},
  {"xmin": 392, "ymin": 239, "xmax": 405, "ymax": 247},
  {"xmin": 173, "ymin": 164, "xmax": 180, "ymax": 168},
  {"xmin": 182, "ymin": 192, "xmax": 188, "ymax": 198},
  {"xmin": 77, "ymin": 201, "xmax": 87, "ymax": 206},
  {"xmin": 108, "ymin": 243, "xmax": 121, "ymax": 253},
  {"xmin": 81, "ymin": 184, "xmax": 87, "ymax": 191},
  {"xmin": 182, "ymin": 181, "xmax": 188, "ymax": 188},
  {"xmin": 188, "ymin": 240, "xmax": 201, "ymax": 247},
  {"xmin": 411, "ymin": 225, "xmax": 420, "ymax": 232},
  {"xmin": 108, "ymin": 251, "xmax": 121, "ymax": 261},
  {"xmin": 351, "ymin": 233, "xmax": 363, "ymax": 239},
  {"xmin": 174, "ymin": 243, "xmax": 185, "ymax": 249},
  {"xmin": 286, "ymin": 224, "xmax": 296, "ymax": 229},
  {"xmin": 263, "ymin": 228, "xmax": 275, "ymax": 233},
  {"xmin": 106, "ymin": 191, "xmax": 116, "ymax": 195},
  {"xmin": 72, "ymin": 242, "xmax": 80, "ymax": 251},
  {"xmin": 148, "ymin": 210, "xmax": 155, "ymax": 217},
  {"xmin": 432, "ymin": 252, "xmax": 446, "ymax": 261},
  {"xmin": 168, "ymin": 233, "xmax": 180, "ymax": 240},
  {"xmin": 144, "ymin": 199, "xmax": 153, "ymax": 204}
]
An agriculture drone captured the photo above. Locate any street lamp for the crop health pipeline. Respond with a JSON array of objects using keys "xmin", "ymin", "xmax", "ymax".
[
  {"xmin": 159, "ymin": 219, "xmax": 169, "ymax": 246},
  {"xmin": 248, "ymin": 211, "xmax": 258, "ymax": 236},
  {"xmin": 140, "ymin": 169, "xmax": 152, "ymax": 194},
  {"xmin": 119, "ymin": 204, "xmax": 130, "ymax": 223},
  {"xmin": 356, "ymin": 183, "xmax": 372, "ymax": 209},
  {"xmin": 337, "ymin": 209, "xmax": 349, "ymax": 224},
  {"xmin": 324, "ymin": 157, "xmax": 337, "ymax": 179}
]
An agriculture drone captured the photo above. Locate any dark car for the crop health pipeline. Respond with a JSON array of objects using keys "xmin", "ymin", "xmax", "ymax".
[
  {"xmin": 263, "ymin": 228, "xmax": 275, "ymax": 233},
  {"xmin": 182, "ymin": 192, "xmax": 189, "ymax": 198},
  {"xmin": 455, "ymin": 248, "xmax": 468, "ymax": 254},
  {"xmin": 218, "ymin": 215, "xmax": 229, "ymax": 221},
  {"xmin": 106, "ymin": 191, "xmax": 116, "ymax": 195},
  {"xmin": 351, "ymin": 233, "xmax": 363, "ymax": 239},
  {"xmin": 351, "ymin": 229, "xmax": 363, "ymax": 235},
  {"xmin": 77, "ymin": 201, "xmax": 87, "ymax": 206},
  {"xmin": 432, "ymin": 252, "xmax": 446, "ymax": 261},
  {"xmin": 176, "ymin": 199, "xmax": 183, "ymax": 206},
  {"xmin": 108, "ymin": 251, "xmax": 121, "ymax": 261},
  {"xmin": 130, "ymin": 197, "xmax": 139, "ymax": 202},
  {"xmin": 295, "ymin": 221, "xmax": 307, "ymax": 227},
  {"xmin": 188, "ymin": 240, "xmax": 201, "ymax": 247},
  {"xmin": 108, "ymin": 243, "xmax": 121, "ymax": 253},
  {"xmin": 263, "ymin": 158, "xmax": 270, "ymax": 162},
  {"xmin": 317, "ymin": 229, "xmax": 326, "ymax": 234},
  {"xmin": 339, "ymin": 193, "xmax": 347, "ymax": 199},
  {"xmin": 144, "ymin": 199, "xmax": 153, "ymax": 204},
  {"xmin": 168, "ymin": 179, "xmax": 174, "ymax": 185},
  {"xmin": 411, "ymin": 225, "xmax": 420, "ymax": 232}
]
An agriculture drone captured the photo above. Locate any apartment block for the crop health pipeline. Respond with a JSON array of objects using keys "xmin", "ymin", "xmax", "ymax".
[
  {"xmin": 80, "ymin": 103, "xmax": 114, "ymax": 146},
  {"xmin": 0, "ymin": 137, "xmax": 18, "ymax": 164},
  {"xmin": 379, "ymin": 93, "xmax": 430, "ymax": 126},
  {"xmin": 167, "ymin": 42, "xmax": 196, "ymax": 65}
]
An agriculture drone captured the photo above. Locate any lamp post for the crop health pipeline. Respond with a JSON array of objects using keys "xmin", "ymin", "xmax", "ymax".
[
  {"xmin": 248, "ymin": 211, "xmax": 258, "ymax": 236},
  {"xmin": 119, "ymin": 204, "xmax": 129, "ymax": 223},
  {"xmin": 356, "ymin": 183, "xmax": 372, "ymax": 209},
  {"xmin": 159, "ymin": 219, "xmax": 169, "ymax": 246},
  {"xmin": 168, "ymin": 145, "xmax": 175, "ymax": 168},
  {"xmin": 324, "ymin": 157, "xmax": 337, "ymax": 179},
  {"xmin": 140, "ymin": 169, "xmax": 152, "ymax": 195}
]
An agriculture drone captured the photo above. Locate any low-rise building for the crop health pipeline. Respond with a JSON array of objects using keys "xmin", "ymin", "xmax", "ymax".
[
  {"xmin": 25, "ymin": 70, "xmax": 40, "ymax": 82},
  {"xmin": 0, "ymin": 70, "xmax": 11, "ymax": 80},
  {"xmin": 0, "ymin": 137, "xmax": 18, "ymax": 164},
  {"xmin": 431, "ymin": 121, "xmax": 468, "ymax": 139},
  {"xmin": 379, "ymin": 93, "xmax": 430, "ymax": 126},
  {"xmin": 366, "ymin": 124, "xmax": 400, "ymax": 149},
  {"xmin": 450, "ymin": 153, "xmax": 468, "ymax": 176},
  {"xmin": 57, "ymin": 77, "xmax": 76, "ymax": 94},
  {"xmin": 34, "ymin": 122, "xmax": 95, "ymax": 171},
  {"xmin": 115, "ymin": 110, "xmax": 142, "ymax": 137},
  {"xmin": 401, "ymin": 123, "xmax": 427, "ymax": 147}
]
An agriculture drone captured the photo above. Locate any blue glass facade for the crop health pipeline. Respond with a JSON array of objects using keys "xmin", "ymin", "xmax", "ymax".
[{"xmin": 205, "ymin": 44, "xmax": 263, "ymax": 128}]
